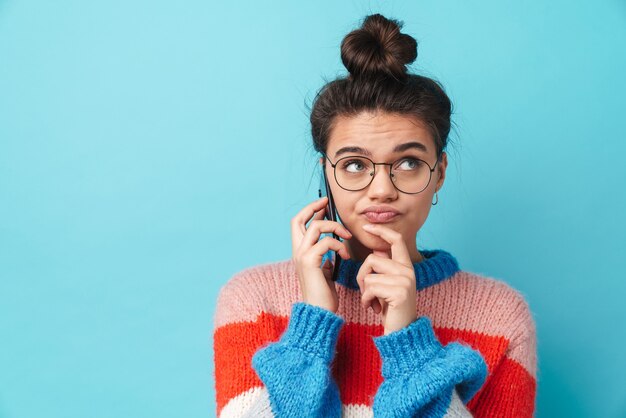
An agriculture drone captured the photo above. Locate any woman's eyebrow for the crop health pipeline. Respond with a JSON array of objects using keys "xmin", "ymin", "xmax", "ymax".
[{"xmin": 334, "ymin": 141, "xmax": 428, "ymax": 158}]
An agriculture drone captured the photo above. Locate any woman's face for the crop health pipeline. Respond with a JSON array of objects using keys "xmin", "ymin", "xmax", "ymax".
[{"xmin": 320, "ymin": 110, "xmax": 448, "ymax": 263}]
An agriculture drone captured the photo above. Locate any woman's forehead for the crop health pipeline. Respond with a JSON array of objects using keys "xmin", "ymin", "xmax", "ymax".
[{"xmin": 328, "ymin": 112, "xmax": 434, "ymax": 158}]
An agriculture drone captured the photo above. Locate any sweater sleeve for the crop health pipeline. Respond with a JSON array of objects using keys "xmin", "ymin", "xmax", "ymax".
[
  {"xmin": 250, "ymin": 302, "xmax": 345, "ymax": 417},
  {"xmin": 213, "ymin": 276, "xmax": 278, "ymax": 418},
  {"xmin": 213, "ymin": 275, "xmax": 345, "ymax": 418},
  {"xmin": 371, "ymin": 315, "xmax": 488, "ymax": 418}
]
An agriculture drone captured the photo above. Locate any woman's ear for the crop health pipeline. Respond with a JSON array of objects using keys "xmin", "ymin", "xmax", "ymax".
[{"xmin": 436, "ymin": 152, "xmax": 448, "ymax": 191}]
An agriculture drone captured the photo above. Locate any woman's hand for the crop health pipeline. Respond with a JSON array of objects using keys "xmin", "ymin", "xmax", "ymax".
[
  {"xmin": 356, "ymin": 223, "xmax": 418, "ymax": 335},
  {"xmin": 291, "ymin": 196, "xmax": 353, "ymax": 313}
]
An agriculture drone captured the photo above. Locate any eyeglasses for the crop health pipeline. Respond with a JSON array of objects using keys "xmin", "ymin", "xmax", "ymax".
[{"xmin": 322, "ymin": 152, "xmax": 441, "ymax": 194}]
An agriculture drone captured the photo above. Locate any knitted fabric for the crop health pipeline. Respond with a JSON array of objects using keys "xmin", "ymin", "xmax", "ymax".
[{"xmin": 213, "ymin": 249, "xmax": 537, "ymax": 417}]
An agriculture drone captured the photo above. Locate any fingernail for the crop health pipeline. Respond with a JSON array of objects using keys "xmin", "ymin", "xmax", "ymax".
[{"xmin": 362, "ymin": 224, "xmax": 374, "ymax": 230}]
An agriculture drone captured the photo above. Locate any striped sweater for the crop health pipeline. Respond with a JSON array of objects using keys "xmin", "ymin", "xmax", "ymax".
[{"xmin": 212, "ymin": 249, "xmax": 537, "ymax": 417}]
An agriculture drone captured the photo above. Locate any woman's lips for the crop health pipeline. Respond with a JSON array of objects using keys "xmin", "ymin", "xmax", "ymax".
[{"xmin": 363, "ymin": 212, "xmax": 399, "ymax": 223}]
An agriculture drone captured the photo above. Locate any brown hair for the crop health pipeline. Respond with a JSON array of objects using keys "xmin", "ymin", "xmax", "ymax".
[{"xmin": 308, "ymin": 13, "xmax": 455, "ymax": 163}]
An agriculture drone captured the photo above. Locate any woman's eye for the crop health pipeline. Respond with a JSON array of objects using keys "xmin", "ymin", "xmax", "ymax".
[
  {"xmin": 395, "ymin": 158, "xmax": 421, "ymax": 170},
  {"xmin": 343, "ymin": 160, "xmax": 366, "ymax": 172}
]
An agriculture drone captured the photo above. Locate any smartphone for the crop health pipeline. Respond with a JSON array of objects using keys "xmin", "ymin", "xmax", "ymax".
[{"xmin": 318, "ymin": 168, "xmax": 342, "ymax": 282}]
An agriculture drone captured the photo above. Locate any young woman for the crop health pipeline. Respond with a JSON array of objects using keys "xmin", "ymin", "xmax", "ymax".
[{"xmin": 213, "ymin": 13, "xmax": 537, "ymax": 418}]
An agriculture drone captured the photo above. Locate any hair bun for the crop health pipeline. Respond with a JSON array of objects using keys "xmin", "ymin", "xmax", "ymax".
[{"xmin": 340, "ymin": 13, "xmax": 417, "ymax": 81}]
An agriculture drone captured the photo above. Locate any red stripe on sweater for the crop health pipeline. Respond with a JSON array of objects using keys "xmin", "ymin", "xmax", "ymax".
[
  {"xmin": 214, "ymin": 313, "xmax": 289, "ymax": 415},
  {"xmin": 214, "ymin": 312, "xmax": 533, "ymax": 415},
  {"xmin": 332, "ymin": 323, "xmax": 509, "ymax": 406},
  {"xmin": 466, "ymin": 356, "xmax": 537, "ymax": 418}
]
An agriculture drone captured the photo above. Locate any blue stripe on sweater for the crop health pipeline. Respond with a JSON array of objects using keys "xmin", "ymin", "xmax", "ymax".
[{"xmin": 336, "ymin": 248, "xmax": 460, "ymax": 290}]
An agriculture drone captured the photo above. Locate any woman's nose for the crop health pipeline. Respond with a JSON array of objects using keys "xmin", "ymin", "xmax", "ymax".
[{"xmin": 367, "ymin": 165, "xmax": 398, "ymax": 197}]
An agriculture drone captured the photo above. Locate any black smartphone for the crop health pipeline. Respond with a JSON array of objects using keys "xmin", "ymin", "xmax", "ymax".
[{"xmin": 318, "ymin": 168, "xmax": 342, "ymax": 282}]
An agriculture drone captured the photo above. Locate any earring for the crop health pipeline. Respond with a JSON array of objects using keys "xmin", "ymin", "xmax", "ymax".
[{"xmin": 432, "ymin": 191, "xmax": 439, "ymax": 206}]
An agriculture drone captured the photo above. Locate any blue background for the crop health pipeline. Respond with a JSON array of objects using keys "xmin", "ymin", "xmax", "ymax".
[{"xmin": 1, "ymin": 1, "xmax": 625, "ymax": 417}]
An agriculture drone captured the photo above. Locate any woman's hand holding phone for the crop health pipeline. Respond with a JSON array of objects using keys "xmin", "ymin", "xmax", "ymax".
[{"xmin": 291, "ymin": 196, "xmax": 352, "ymax": 313}]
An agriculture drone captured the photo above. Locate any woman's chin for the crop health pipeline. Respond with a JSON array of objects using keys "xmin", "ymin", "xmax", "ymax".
[
  {"xmin": 362, "ymin": 237, "xmax": 392, "ymax": 251},
  {"xmin": 345, "ymin": 234, "xmax": 389, "ymax": 251}
]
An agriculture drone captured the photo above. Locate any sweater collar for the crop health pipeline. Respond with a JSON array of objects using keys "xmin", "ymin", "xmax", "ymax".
[{"xmin": 335, "ymin": 248, "xmax": 460, "ymax": 291}]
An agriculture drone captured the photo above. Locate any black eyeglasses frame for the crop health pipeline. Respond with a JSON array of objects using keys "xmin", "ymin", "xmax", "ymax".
[{"xmin": 321, "ymin": 152, "xmax": 442, "ymax": 194}]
